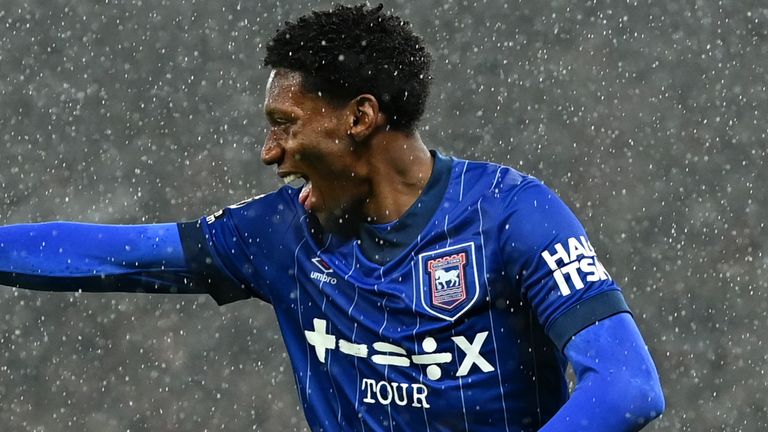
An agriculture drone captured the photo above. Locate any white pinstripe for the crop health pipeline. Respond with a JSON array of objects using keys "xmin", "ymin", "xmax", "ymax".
[
  {"xmin": 373, "ymin": 267, "xmax": 396, "ymax": 432},
  {"xmin": 292, "ymin": 236, "xmax": 311, "ymax": 399},
  {"xmin": 443, "ymin": 214, "xmax": 470, "ymax": 431},
  {"xmin": 478, "ymin": 173, "xmax": 511, "ymax": 431},
  {"xmin": 338, "ymin": 251, "xmax": 368, "ymax": 431},
  {"xmin": 376, "ymin": 266, "xmax": 387, "ymax": 338},
  {"xmin": 317, "ymin": 234, "xmax": 332, "ymax": 313},
  {"xmin": 311, "ymin": 236, "xmax": 345, "ymax": 425},
  {"xmin": 529, "ymin": 308, "xmax": 543, "ymax": 426},
  {"xmin": 409, "ymin": 259, "xmax": 431, "ymax": 432}
]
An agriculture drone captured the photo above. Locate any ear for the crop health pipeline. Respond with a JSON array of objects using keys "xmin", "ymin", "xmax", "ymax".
[{"xmin": 348, "ymin": 94, "xmax": 385, "ymax": 142}]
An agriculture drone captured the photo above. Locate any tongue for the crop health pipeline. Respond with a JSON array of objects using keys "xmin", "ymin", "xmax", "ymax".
[{"xmin": 299, "ymin": 181, "xmax": 312, "ymax": 210}]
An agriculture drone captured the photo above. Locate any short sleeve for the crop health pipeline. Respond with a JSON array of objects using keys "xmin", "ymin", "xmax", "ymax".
[
  {"xmin": 177, "ymin": 217, "xmax": 257, "ymax": 305},
  {"xmin": 500, "ymin": 178, "xmax": 631, "ymax": 351}
]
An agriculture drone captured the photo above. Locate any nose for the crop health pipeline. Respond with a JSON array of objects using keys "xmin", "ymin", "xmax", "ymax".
[{"xmin": 261, "ymin": 134, "xmax": 284, "ymax": 166}]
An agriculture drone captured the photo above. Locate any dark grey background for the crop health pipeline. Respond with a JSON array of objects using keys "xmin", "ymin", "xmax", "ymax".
[{"xmin": 0, "ymin": 0, "xmax": 765, "ymax": 430}]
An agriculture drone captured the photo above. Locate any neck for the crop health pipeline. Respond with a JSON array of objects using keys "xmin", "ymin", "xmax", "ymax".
[{"xmin": 360, "ymin": 130, "xmax": 433, "ymax": 224}]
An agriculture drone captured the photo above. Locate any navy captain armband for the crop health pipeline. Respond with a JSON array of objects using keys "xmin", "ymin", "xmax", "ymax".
[{"xmin": 547, "ymin": 290, "xmax": 631, "ymax": 351}]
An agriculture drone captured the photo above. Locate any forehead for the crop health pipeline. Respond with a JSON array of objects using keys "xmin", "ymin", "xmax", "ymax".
[
  {"xmin": 264, "ymin": 69, "xmax": 349, "ymax": 118},
  {"xmin": 265, "ymin": 69, "xmax": 304, "ymax": 102},
  {"xmin": 264, "ymin": 69, "xmax": 330, "ymax": 116}
]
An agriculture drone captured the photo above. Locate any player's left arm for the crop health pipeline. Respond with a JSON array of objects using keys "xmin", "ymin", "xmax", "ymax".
[
  {"xmin": 538, "ymin": 312, "xmax": 665, "ymax": 431},
  {"xmin": 496, "ymin": 175, "xmax": 664, "ymax": 430}
]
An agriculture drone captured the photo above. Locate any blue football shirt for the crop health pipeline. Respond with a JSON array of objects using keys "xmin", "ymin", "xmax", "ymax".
[{"xmin": 178, "ymin": 152, "xmax": 629, "ymax": 432}]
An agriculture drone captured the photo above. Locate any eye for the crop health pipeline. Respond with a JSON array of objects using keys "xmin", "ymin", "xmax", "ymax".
[{"xmin": 270, "ymin": 117, "xmax": 291, "ymax": 127}]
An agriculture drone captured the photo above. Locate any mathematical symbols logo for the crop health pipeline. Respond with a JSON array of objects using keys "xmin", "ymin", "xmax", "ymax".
[
  {"xmin": 303, "ymin": 317, "xmax": 496, "ymax": 408},
  {"xmin": 418, "ymin": 242, "xmax": 480, "ymax": 321}
]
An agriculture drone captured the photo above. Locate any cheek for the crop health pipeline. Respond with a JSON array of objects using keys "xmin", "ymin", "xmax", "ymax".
[
  {"xmin": 276, "ymin": 127, "xmax": 304, "ymax": 156},
  {"xmin": 304, "ymin": 128, "xmax": 349, "ymax": 159},
  {"xmin": 312, "ymin": 113, "xmax": 348, "ymax": 141}
]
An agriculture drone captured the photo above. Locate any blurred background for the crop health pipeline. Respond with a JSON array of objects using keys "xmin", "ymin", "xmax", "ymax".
[{"xmin": 0, "ymin": 0, "xmax": 765, "ymax": 430}]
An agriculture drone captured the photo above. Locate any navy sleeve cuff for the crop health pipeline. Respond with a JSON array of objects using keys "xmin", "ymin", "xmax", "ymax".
[
  {"xmin": 547, "ymin": 290, "xmax": 631, "ymax": 351},
  {"xmin": 177, "ymin": 221, "xmax": 253, "ymax": 306}
]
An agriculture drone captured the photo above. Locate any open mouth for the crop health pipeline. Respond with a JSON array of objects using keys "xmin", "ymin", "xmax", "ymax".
[
  {"xmin": 280, "ymin": 173, "xmax": 313, "ymax": 211},
  {"xmin": 282, "ymin": 173, "xmax": 307, "ymax": 187}
]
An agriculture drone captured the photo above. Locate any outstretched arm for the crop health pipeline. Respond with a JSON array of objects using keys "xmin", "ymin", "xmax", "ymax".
[
  {"xmin": 0, "ymin": 221, "xmax": 206, "ymax": 295},
  {"xmin": 539, "ymin": 312, "xmax": 665, "ymax": 431}
]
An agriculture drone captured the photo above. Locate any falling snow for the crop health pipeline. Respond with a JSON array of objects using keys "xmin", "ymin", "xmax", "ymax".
[{"xmin": 0, "ymin": 1, "xmax": 765, "ymax": 431}]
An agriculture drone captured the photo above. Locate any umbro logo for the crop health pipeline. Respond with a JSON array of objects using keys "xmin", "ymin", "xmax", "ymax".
[{"xmin": 311, "ymin": 257, "xmax": 337, "ymax": 285}]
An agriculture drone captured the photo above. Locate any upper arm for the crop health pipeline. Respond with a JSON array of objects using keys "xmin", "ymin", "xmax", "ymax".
[
  {"xmin": 548, "ymin": 312, "xmax": 665, "ymax": 430},
  {"xmin": 564, "ymin": 312, "xmax": 663, "ymax": 389},
  {"xmin": 182, "ymin": 189, "xmax": 303, "ymax": 305},
  {"xmin": 177, "ymin": 219, "xmax": 255, "ymax": 305},
  {"xmin": 499, "ymin": 179, "xmax": 629, "ymax": 349}
]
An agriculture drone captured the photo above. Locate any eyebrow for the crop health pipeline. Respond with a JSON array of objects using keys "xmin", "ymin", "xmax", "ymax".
[
  {"xmin": 265, "ymin": 105, "xmax": 301, "ymax": 119},
  {"xmin": 264, "ymin": 107, "xmax": 287, "ymax": 119}
]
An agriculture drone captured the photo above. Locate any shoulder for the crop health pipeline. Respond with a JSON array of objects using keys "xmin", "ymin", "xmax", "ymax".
[
  {"xmin": 205, "ymin": 186, "xmax": 304, "ymax": 227},
  {"xmin": 447, "ymin": 156, "xmax": 551, "ymax": 205},
  {"xmin": 446, "ymin": 157, "xmax": 585, "ymax": 243}
]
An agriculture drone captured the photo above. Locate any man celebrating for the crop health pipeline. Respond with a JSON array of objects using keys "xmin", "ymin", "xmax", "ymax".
[{"xmin": 0, "ymin": 4, "xmax": 664, "ymax": 431}]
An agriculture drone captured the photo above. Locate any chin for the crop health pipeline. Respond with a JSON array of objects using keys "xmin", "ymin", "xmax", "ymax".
[{"xmin": 312, "ymin": 202, "xmax": 365, "ymax": 234}]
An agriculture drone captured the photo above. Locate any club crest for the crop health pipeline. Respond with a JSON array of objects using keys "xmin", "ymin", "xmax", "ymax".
[
  {"xmin": 418, "ymin": 243, "xmax": 479, "ymax": 321},
  {"xmin": 428, "ymin": 254, "xmax": 467, "ymax": 309}
]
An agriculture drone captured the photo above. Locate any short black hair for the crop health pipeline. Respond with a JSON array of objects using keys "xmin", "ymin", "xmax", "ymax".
[{"xmin": 264, "ymin": 4, "xmax": 432, "ymax": 131}]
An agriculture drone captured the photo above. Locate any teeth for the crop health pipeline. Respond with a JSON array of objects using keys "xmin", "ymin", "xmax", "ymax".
[
  {"xmin": 282, "ymin": 174, "xmax": 307, "ymax": 186},
  {"xmin": 283, "ymin": 174, "xmax": 301, "ymax": 184}
]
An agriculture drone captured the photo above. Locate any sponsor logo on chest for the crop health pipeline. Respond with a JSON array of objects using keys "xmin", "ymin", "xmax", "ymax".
[
  {"xmin": 303, "ymin": 317, "xmax": 495, "ymax": 409},
  {"xmin": 540, "ymin": 236, "xmax": 611, "ymax": 296}
]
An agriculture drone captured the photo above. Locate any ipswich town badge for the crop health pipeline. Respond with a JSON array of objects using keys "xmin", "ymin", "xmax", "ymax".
[{"xmin": 418, "ymin": 242, "xmax": 480, "ymax": 321}]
